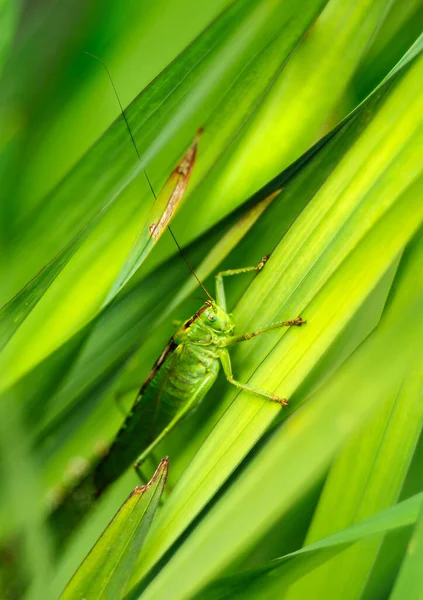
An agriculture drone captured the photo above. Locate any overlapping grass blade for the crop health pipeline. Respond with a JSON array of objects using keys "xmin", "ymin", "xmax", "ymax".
[
  {"xmin": 181, "ymin": 0, "xmax": 394, "ymax": 242},
  {"xmin": 284, "ymin": 234, "xmax": 423, "ymax": 600},
  {"xmin": 197, "ymin": 493, "xmax": 423, "ymax": 600},
  {"xmin": 133, "ymin": 218, "xmax": 423, "ymax": 600},
  {"xmin": 390, "ymin": 502, "xmax": 423, "ymax": 599},
  {"xmin": 0, "ymin": 0, "xmax": 328, "ymax": 394},
  {"xmin": 130, "ymin": 50, "xmax": 423, "ymax": 584},
  {"xmin": 61, "ymin": 458, "xmax": 168, "ymax": 600}
]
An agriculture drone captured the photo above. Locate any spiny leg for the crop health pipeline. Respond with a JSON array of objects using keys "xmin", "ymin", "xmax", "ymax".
[
  {"xmin": 215, "ymin": 255, "xmax": 270, "ymax": 311},
  {"xmin": 226, "ymin": 316, "xmax": 305, "ymax": 345},
  {"xmin": 218, "ymin": 348, "xmax": 288, "ymax": 406}
]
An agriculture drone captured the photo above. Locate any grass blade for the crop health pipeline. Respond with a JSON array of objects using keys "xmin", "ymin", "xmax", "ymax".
[
  {"xmin": 134, "ymin": 226, "xmax": 423, "ymax": 600},
  {"xmin": 131, "ymin": 50, "xmax": 423, "ymax": 582},
  {"xmin": 390, "ymin": 502, "xmax": 423, "ymax": 600},
  {"xmin": 268, "ymin": 229, "xmax": 423, "ymax": 599},
  {"xmin": 197, "ymin": 493, "xmax": 423, "ymax": 600},
  {"xmin": 61, "ymin": 458, "xmax": 168, "ymax": 600}
]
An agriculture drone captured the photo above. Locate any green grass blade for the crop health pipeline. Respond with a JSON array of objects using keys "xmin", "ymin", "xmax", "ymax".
[
  {"xmin": 60, "ymin": 458, "xmax": 168, "ymax": 600},
  {"xmin": 265, "ymin": 229, "xmax": 423, "ymax": 599},
  {"xmin": 182, "ymin": 0, "xmax": 394, "ymax": 242},
  {"xmin": 197, "ymin": 493, "xmax": 423, "ymax": 600},
  {"xmin": 390, "ymin": 502, "xmax": 423, "ymax": 599},
  {"xmin": 131, "ymin": 50, "xmax": 423, "ymax": 582},
  {"xmin": 133, "ymin": 230, "xmax": 423, "ymax": 600}
]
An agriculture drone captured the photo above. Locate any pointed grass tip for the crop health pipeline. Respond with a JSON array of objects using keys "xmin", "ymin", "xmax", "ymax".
[{"xmin": 132, "ymin": 457, "xmax": 169, "ymax": 496}]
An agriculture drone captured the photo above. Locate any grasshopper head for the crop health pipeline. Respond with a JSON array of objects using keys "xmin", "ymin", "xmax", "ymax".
[{"xmin": 201, "ymin": 301, "xmax": 234, "ymax": 334}]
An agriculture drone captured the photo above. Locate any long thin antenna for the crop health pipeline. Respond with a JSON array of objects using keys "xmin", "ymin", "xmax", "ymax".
[
  {"xmin": 86, "ymin": 51, "xmax": 213, "ymax": 302},
  {"xmin": 85, "ymin": 52, "xmax": 141, "ymax": 162}
]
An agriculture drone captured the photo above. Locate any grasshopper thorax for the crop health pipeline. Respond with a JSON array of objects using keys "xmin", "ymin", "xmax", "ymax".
[{"xmin": 199, "ymin": 300, "xmax": 234, "ymax": 334}]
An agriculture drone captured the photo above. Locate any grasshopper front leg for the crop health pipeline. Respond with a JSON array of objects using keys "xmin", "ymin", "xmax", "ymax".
[
  {"xmin": 218, "ymin": 349, "xmax": 288, "ymax": 406},
  {"xmin": 215, "ymin": 255, "xmax": 270, "ymax": 312},
  {"xmin": 226, "ymin": 316, "xmax": 305, "ymax": 345}
]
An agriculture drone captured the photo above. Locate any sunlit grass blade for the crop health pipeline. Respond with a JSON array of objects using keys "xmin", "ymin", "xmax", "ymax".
[
  {"xmin": 131, "ymin": 50, "xmax": 423, "ymax": 582},
  {"xmin": 390, "ymin": 502, "xmax": 423, "ymax": 600},
  {"xmin": 197, "ymin": 492, "xmax": 423, "ymax": 600},
  {"xmin": 60, "ymin": 458, "xmax": 168, "ymax": 600},
  {"xmin": 284, "ymin": 364, "xmax": 423, "ymax": 600},
  {"xmin": 180, "ymin": 0, "xmax": 394, "ymax": 245},
  {"xmin": 133, "ymin": 230, "xmax": 423, "ymax": 600},
  {"xmin": 269, "ymin": 229, "xmax": 423, "ymax": 600}
]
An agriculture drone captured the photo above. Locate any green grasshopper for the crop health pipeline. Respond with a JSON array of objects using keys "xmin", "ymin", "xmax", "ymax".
[
  {"xmin": 50, "ymin": 254, "xmax": 304, "ymax": 543},
  {"xmin": 109, "ymin": 257, "xmax": 304, "ymax": 475},
  {"xmin": 48, "ymin": 58, "xmax": 305, "ymax": 544}
]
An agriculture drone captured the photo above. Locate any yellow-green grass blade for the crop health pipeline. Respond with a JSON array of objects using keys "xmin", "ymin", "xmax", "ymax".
[
  {"xmin": 268, "ymin": 230, "xmax": 423, "ymax": 600},
  {"xmin": 130, "ymin": 50, "xmax": 423, "ymax": 582},
  {"xmin": 285, "ymin": 364, "xmax": 423, "ymax": 600},
  {"xmin": 177, "ymin": 0, "xmax": 394, "ymax": 250},
  {"xmin": 0, "ymin": 0, "xmax": 328, "ymax": 392},
  {"xmin": 390, "ymin": 502, "xmax": 423, "ymax": 600},
  {"xmin": 196, "ymin": 492, "xmax": 423, "ymax": 600},
  {"xmin": 103, "ymin": 130, "xmax": 203, "ymax": 303},
  {"xmin": 133, "ymin": 224, "xmax": 423, "ymax": 600},
  {"xmin": 60, "ymin": 458, "xmax": 168, "ymax": 600},
  {"xmin": 343, "ymin": 0, "xmax": 423, "ymax": 106}
]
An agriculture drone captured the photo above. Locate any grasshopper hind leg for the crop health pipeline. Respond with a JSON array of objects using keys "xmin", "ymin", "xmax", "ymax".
[{"xmin": 218, "ymin": 348, "xmax": 288, "ymax": 406}]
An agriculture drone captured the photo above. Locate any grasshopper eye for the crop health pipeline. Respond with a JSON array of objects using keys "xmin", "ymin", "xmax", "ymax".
[{"xmin": 208, "ymin": 313, "xmax": 216, "ymax": 322}]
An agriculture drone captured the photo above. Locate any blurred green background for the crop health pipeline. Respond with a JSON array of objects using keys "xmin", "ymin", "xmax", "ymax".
[{"xmin": 1, "ymin": 0, "xmax": 423, "ymax": 599}]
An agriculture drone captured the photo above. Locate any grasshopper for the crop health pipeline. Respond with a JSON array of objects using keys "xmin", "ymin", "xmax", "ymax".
[
  {"xmin": 50, "ymin": 254, "xmax": 304, "ymax": 543},
  {"xmin": 48, "ymin": 58, "xmax": 305, "ymax": 545},
  {"xmin": 106, "ymin": 256, "xmax": 304, "ymax": 476}
]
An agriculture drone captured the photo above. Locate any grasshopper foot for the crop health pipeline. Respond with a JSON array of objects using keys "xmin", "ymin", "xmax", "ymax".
[
  {"xmin": 257, "ymin": 254, "xmax": 271, "ymax": 271},
  {"xmin": 271, "ymin": 395, "xmax": 289, "ymax": 407},
  {"xmin": 287, "ymin": 316, "xmax": 306, "ymax": 326}
]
